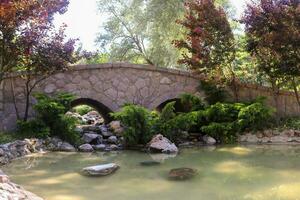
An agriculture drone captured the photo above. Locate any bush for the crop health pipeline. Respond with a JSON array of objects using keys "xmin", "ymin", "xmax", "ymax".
[
  {"xmin": 160, "ymin": 101, "xmax": 176, "ymax": 122},
  {"xmin": 72, "ymin": 105, "xmax": 94, "ymax": 115},
  {"xmin": 0, "ymin": 132, "xmax": 19, "ymax": 144},
  {"xmin": 17, "ymin": 119, "xmax": 50, "ymax": 139},
  {"xmin": 205, "ymin": 102, "xmax": 245, "ymax": 123},
  {"xmin": 180, "ymin": 93, "xmax": 205, "ymax": 112},
  {"xmin": 238, "ymin": 102, "xmax": 274, "ymax": 131},
  {"xmin": 51, "ymin": 115, "xmax": 81, "ymax": 146},
  {"xmin": 276, "ymin": 117, "xmax": 300, "ymax": 130},
  {"xmin": 201, "ymin": 122, "xmax": 238, "ymax": 144},
  {"xmin": 26, "ymin": 92, "xmax": 81, "ymax": 145},
  {"xmin": 111, "ymin": 105, "xmax": 156, "ymax": 146}
]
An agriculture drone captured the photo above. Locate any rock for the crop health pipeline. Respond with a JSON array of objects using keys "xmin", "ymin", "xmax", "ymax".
[
  {"xmin": 168, "ymin": 168, "xmax": 197, "ymax": 180},
  {"xmin": 107, "ymin": 136, "xmax": 118, "ymax": 144},
  {"xmin": 271, "ymin": 135, "xmax": 289, "ymax": 143},
  {"xmin": 256, "ymin": 131, "xmax": 264, "ymax": 138},
  {"xmin": 81, "ymin": 163, "xmax": 119, "ymax": 176},
  {"xmin": 283, "ymin": 129, "xmax": 294, "ymax": 137},
  {"xmin": 246, "ymin": 134, "xmax": 259, "ymax": 143},
  {"xmin": 202, "ymin": 135, "xmax": 216, "ymax": 145},
  {"xmin": 109, "ymin": 121, "xmax": 124, "ymax": 135},
  {"xmin": 110, "ymin": 144, "xmax": 118, "ymax": 151},
  {"xmin": 140, "ymin": 161, "xmax": 161, "ymax": 166},
  {"xmin": 263, "ymin": 129, "xmax": 273, "ymax": 137},
  {"xmin": 75, "ymin": 126, "xmax": 84, "ymax": 134},
  {"xmin": 148, "ymin": 134, "xmax": 178, "ymax": 154},
  {"xmin": 82, "ymin": 133, "xmax": 103, "ymax": 144},
  {"xmin": 0, "ymin": 170, "xmax": 43, "ymax": 200},
  {"xmin": 78, "ymin": 144, "xmax": 94, "ymax": 152},
  {"xmin": 93, "ymin": 144, "xmax": 106, "ymax": 151},
  {"xmin": 57, "ymin": 142, "xmax": 76, "ymax": 152}
]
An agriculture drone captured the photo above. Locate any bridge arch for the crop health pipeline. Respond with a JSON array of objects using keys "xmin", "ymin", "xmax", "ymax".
[{"xmin": 70, "ymin": 98, "xmax": 113, "ymax": 123}]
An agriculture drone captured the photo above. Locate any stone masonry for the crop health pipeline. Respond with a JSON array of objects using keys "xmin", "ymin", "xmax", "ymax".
[{"xmin": 0, "ymin": 63, "xmax": 299, "ymax": 131}]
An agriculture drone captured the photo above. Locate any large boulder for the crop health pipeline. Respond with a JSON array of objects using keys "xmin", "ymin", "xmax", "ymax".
[
  {"xmin": 81, "ymin": 163, "xmax": 119, "ymax": 176},
  {"xmin": 202, "ymin": 135, "xmax": 216, "ymax": 145},
  {"xmin": 148, "ymin": 134, "xmax": 178, "ymax": 154},
  {"xmin": 78, "ymin": 144, "xmax": 94, "ymax": 152},
  {"xmin": 0, "ymin": 170, "xmax": 43, "ymax": 200}
]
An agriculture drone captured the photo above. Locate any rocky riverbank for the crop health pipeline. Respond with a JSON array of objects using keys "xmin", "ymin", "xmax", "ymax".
[{"xmin": 0, "ymin": 170, "xmax": 43, "ymax": 200}]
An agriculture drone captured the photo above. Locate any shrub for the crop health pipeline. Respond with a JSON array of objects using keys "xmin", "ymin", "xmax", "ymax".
[
  {"xmin": 158, "ymin": 112, "xmax": 198, "ymax": 141},
  {"xmin": 72, "ymin": 105, "xmax": 94, "ymax": 115},
  {"xmin": 51, "ymin": 115, "xmax": 81, "ymax": 146},
  {"xmin": 201, "ymin": 122, "xmax": 238, "ymax": 144},
  {"xmin": 0, "ymin": 132, "xmax": 19, "ymax": 144},
  {"xmin": 205, "ymin": 102, "xmax": 245, "ymax": 123},
  {"xmin": 29, "ymin": 92, "xmax": 80, "ymax": 145},
  {"xmin": 180, "ymin": 93, "xmax": 206, "ymax": 112},
  {"xmin": 111, "ymin": 105, "xmax": 156, "ymax": 146},
  {"xmin": 278, "ymin": 117, "xmax": 300, "ymax": 130},
  {"xmin": 17, "ymin": 119, "xmax": 50, "ymax": 139},
  {"xmin": 238, "ymin": 102, "xmax": 275, "ymax": 131},
  {"xmin": 160, "ymin": 101, "xmax": 176, "ymax": 122}
]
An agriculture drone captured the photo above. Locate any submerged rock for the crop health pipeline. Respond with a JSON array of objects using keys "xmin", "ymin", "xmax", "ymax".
[
  {"xmin": 78, "ymin": 144, "xmax": 94, "ymax": 152},
  {"xmin": 148, "ymin": 134, "xmax": 178, "ymax": 154},
  {"xmin": 140, "ymin": 161, "xmax": 161, "ymax": 166},
  {"xmin": 168, "ymin": 168, "xmax": 198, "ymax": 180},
  {"xmin": 81, "ymin": 163, "xmax": 119, "ymax": 176}
]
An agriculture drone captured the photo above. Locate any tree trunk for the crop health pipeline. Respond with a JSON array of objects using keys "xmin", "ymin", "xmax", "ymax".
[
  {"xmin": 10, "ymin": 78, "xmax": 20, "ymax": 120},
  {"xmin": 292, "ymin": 77, "xmax": 300, "ymax": 107},
  {"xmin": 23, "ymin": 80, "xmax": 31, "ymax": 122}
]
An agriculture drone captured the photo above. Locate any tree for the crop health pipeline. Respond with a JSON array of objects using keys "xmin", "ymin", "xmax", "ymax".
[
  {"xmin": 174, "ymin": 0, "xmax": 239, "ymax": 100},
  {"xmin": 242, "ymin": 0, "xmax": 300, "ymax": 107},
  {"xmin": 96, "ymin": 0, "xmax": 184, "ymax": 67},
  {"xmin": 0, "ymin": 0, "xmax": 84, "ymax": 121}
]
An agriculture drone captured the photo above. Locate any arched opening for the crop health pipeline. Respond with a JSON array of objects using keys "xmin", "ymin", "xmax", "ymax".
[
  {"xmin": 156, "ymin": 98, "xmax": 185, "ymax": 113},
  {"xmin": 70, "ymin": 98, "xmax": 113, "ymax": 124}
]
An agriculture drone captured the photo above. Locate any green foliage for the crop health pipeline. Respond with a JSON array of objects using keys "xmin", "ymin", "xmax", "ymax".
[
  {"xmin": 160, "ymin": 101, "xmax": 176, "ymax": 122},
  {"xmin": 51, "ymin": 115, "xmax": 81, "ymax": 146},
  {"xmin": 72, "ymin": 105, "xmax": 94, "ymax": 116},
  {"xmin": 199, "ymin": 80, "xmax": 229, "ymax": 104},
  {"xmin": 158, "ymin": 112, "xmax": 198, "ymax": 141},
  {"xmin": 17, "ymin": 119, "xmax": 50, "ymax": 139},
  {"xmin": 111, "ymin": 104, "xmax": 156, "ymax": 146},
  {"xmin": 276, "ymin": 117, "xmax": 300, "ymax": 130},
  {"xmin": 26, "ymin": 92, "xmax": 81, "ymax": 145},
  {"xmin": 180, "ymin": 93, "xmax": 205, "ymax": 112},
  {"xmin": 238, "ymin": 102, "xmax": 275, "ymax": 131},
  {"xmin": 205, "ymin": 102, "xmax": 245, "ymax": 123},
  {"xmin": 0, "ymin": 132, "xmax": 19, "ymax": 144},
  {"xmin": 201, "ymin": 122, "xmax": 238, "ymax": 144}
]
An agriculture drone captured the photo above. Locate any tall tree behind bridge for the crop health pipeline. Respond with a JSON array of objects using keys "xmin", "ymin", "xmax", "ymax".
[
  {"xmin": 0, "ymin": 0, "xmax": 84, "ymax": 121},
  {"xmin": 242, "ymin": 0, "xmax": 300, "ymax": 107},
  {"xmin": 95, "ymin": 0, "xmax": 234, "ymax": 68},
  {"xmin": 173, "ymin": 0, "xmax": 239, "ymax": 100}
]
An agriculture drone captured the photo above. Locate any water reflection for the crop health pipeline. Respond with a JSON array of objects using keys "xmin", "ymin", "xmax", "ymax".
[{"xmin": 2, "ymin": 145, "xmax": 300, "ymax": 200}]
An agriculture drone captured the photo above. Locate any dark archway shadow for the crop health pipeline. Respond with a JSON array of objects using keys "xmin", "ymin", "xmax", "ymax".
[
  {"xmin": 70, "ymin": 98, "xmax": 113, "ymax": 123},
  {"xmin": 155, "ymin": 98, "xmax": 185, "ymax": 113}
]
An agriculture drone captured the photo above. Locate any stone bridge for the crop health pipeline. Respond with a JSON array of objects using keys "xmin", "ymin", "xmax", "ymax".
[{"xmin": 0, "ymin": 63, "xmax": 299, "ymax": 130}]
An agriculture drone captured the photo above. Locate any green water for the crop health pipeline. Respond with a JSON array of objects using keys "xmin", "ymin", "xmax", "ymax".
[{"xmin": 2, "ymin": 145, "xmax": 300, "ymax": 200}]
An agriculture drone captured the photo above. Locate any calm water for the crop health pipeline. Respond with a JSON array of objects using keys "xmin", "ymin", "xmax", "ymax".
[{"xmin": 2, "ymin": 145, "xmax": 300, "ymax": 200}]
